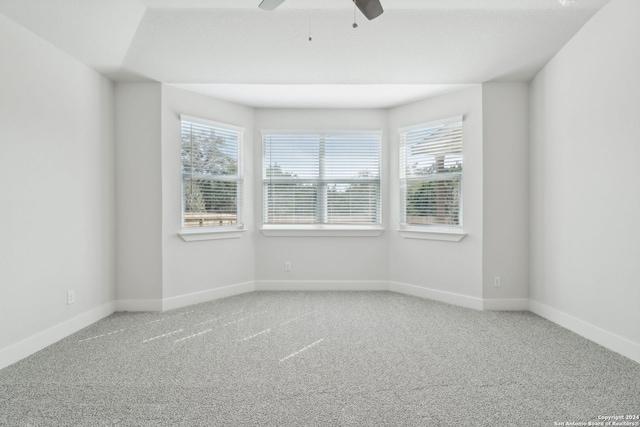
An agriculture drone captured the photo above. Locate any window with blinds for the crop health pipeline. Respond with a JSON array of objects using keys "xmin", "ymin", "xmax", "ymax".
[
  {"xmin": 399, "ymin": 116, "xmax": 463, "ymax": 227},
  {"xmin": 181, "ymin": 116, "xmax": 243, "ymax": 228},
  {"xmin": 263, "ymin": 132, "xmax": 381, "ymax": 225}
]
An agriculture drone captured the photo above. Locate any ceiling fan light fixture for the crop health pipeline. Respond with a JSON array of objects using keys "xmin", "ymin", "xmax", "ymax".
[
  {"xmin": 354, "ymin": 0, "xmax": 384, "ymax": 20},
  {"xmin": 259, "ymin": 0, "xmax": 286, "ymax": 11},
  {"xmin": 259, "ymin": 0, "xmax": 384, "ymax": 20}
]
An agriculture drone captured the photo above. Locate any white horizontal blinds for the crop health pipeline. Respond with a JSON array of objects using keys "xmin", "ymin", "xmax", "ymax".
[
  {"xmin": 264, "ymin": 135, "xmax": 319, "ymax": 224},
  {"xmin": 400, "ymin": 117, "xmax": 463, "ymax": 227},
  {"xmin": 181, "ymin": 118, "xmax": 242, "ymax": 228},
  {"xmin": 325, "ymin": 135, "xmax": 380, "ymax": 224},
  {"xmin": 263, "ymin": 133, "xmax": 381, "ymax": 225}
]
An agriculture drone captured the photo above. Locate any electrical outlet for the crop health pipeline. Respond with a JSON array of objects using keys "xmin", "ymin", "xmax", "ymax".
[
  {"xmin": 284, "ymin": 261, "xmax": 292, "ymax": 272},
  {"xmin": 494, "ymin": 276, "xmax": 501, "ymax": 287},
  {"xmin": 67, "ymin": 290, "xmax": 75, "ymax": 305}
]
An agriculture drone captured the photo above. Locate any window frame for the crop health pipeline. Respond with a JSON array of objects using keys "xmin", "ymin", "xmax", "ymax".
[
  {"xmin": 260, "ymin": 130, "xmax": 384, "ymax": 237},
  {"xmin": 398, "ymin": 116, "xmax": 466, "ymax": 242},
  {"xmin": 178, "ymin": 115, "xmax": 246, "ymax": 242}
]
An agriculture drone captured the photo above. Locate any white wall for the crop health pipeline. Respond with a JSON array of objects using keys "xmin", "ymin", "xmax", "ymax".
[
  {"xmin": 253, "ymin": 109, "xmax": 390, "ymax": 286},
  {"xmin": 160, "ymin": 86, "xmax": 255, "ymax": 300},
  {"xmin": 482, "ymin": 83, "xmax": 529, "ymax": 304},
  {"xmin": 388, "ymin": 86, "xmax": 484, "ymax": 303},
  {"xmin": 115, "ymin": 83, "xmax": 163, "ymax": 308},
  {"xmin": 0, "ymin": 13, "xmax": 115, "ymax": 364},
  {"xmin": 529, "ymin": 0, "xmax": 640, "ymax": 359}
]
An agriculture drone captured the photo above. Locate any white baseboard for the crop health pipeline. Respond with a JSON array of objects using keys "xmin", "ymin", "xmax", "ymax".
[
  {"xmin": 115, "ymin": 298, "xmax": 163, "ymax": 312},
  {"xmin": 389, "ymin": 281, "xmax": 484, "ymax": 310},
  {"xmin": 529, "ymin": 300, "xmax": 640, "ymax": 364},
  {"xmin": 483, "ymin": 298, "xmax": 530, "ymax": 311},
  {"xmin": 162, "ymin": 281, "xmax": 255, "ymax": 311},
  {"xmin": 255, "ymin": 280, "xmax": 389, "ymax": 291},
  {"xmin": 0, "ymin": 302, "xmax": 115, "ymax": 371}
]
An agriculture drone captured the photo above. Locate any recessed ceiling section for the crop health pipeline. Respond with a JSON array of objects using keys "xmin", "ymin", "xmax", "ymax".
[
  {"xmin": 122, "ymin": 7, "xmax": 602, "ymax": 85},
  {"xmin": 170, "ymin": 84, "xmax": 475, "ymax": 109},
  {"xmin": 0, "ymin": 0, "xmax": 612, "ymax": 87}
]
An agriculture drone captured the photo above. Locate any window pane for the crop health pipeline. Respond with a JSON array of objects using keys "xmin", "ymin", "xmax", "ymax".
[
  {"xmin": 263, "ymin": 136, "xmax": 320, "ymax": 179},
  {"xmin": 325, "ymin": 135, "xmax": 380, "ymax": 179},
  {"xmin": 183, "ymin": 178, "xmax": 238, "ymax": 227},
  {"xmin": 400, "ymin": 117, "xmax": 463, "ymax": 226},
  {"xmin": 181, "ymin": 118, "xmax": 242, "ymax": 228},
  {"xmin": 327, "ymin": 182, "xmax": 380, "ymax": 224},
  {"xmin": 263, "ymin": 183, "xmax": 318, "ymax": 224},
  {"xmin": 181, "ymin": 124, "xmax": 238, "ymax": 176},
  {"xmin": 404, "ymin": 176, "xmax": 461, "ymax": 226}
]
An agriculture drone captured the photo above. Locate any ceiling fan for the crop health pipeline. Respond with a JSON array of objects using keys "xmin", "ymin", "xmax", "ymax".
[{"xmin": 259, "ymin": 0, "xmax": 384, "ymax": 20}]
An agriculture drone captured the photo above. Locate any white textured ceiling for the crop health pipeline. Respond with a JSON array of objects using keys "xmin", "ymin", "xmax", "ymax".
[{"xmin": 0, "ymin": 0, "xmax": 611, "ymax": 107}]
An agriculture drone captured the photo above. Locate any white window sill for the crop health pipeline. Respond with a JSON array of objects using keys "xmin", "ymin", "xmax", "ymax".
[
  {"xmin": 260, "ymin": 225, "xmax": 384, "ymax": 237},
  {"xmin": 178, "ymin": 227, "xmax": 246, "ymax": 242},
  {"xmin": 397, "ymin": 226, "xmax": 466, "ymax": 242}
]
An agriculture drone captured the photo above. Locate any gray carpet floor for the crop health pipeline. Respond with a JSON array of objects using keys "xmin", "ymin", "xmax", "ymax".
[{"xmin": 0, "ymin": 291, "xmax": 638, "ymax": 426}]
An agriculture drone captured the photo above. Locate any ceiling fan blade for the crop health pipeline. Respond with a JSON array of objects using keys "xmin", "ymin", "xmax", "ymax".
[
  {"xmin": 259, "ymin": 0, "xmax": 286, "ymax": 11},
  {"xmin": 355, "ymin": 0, "xmax": 384, "ymax": 20}
]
